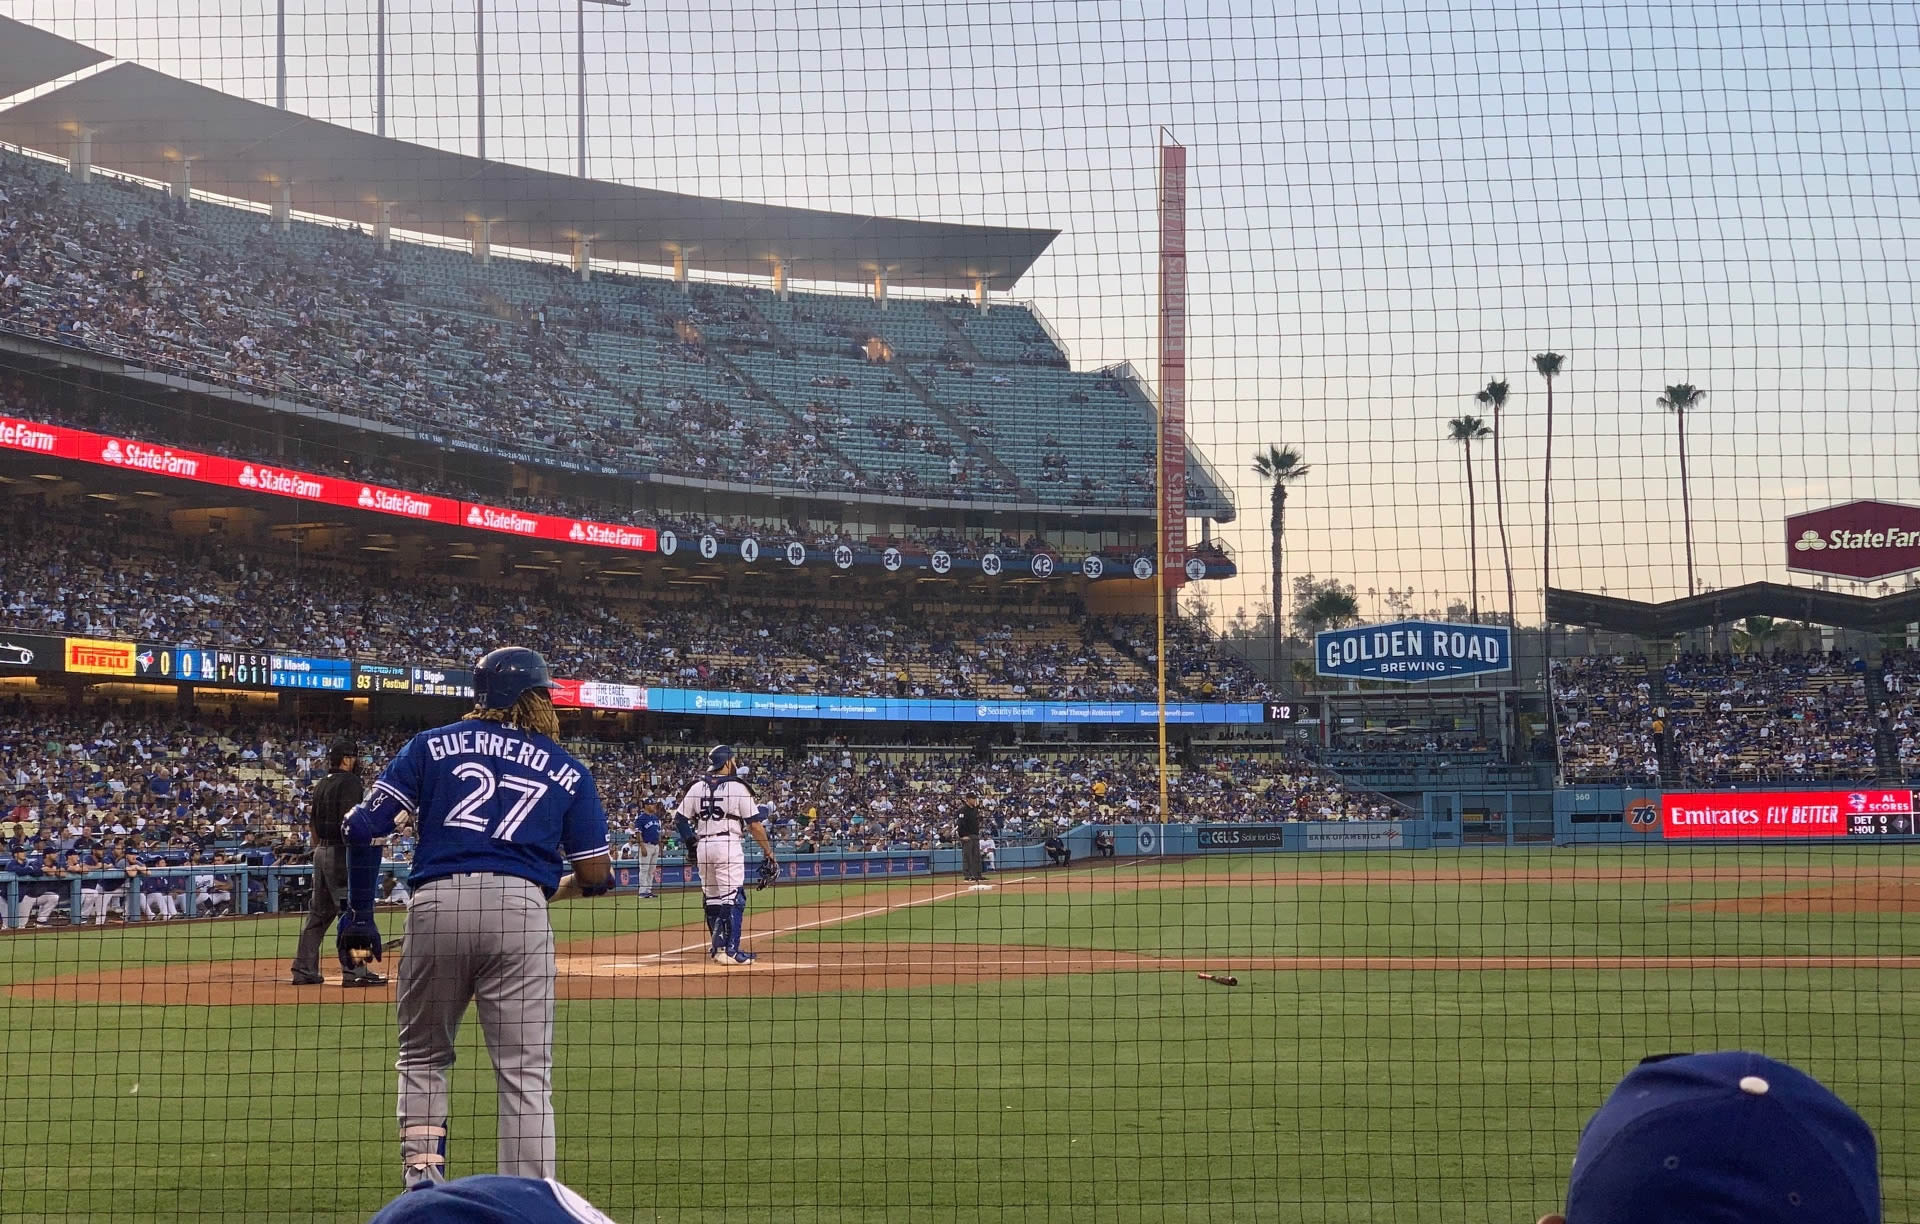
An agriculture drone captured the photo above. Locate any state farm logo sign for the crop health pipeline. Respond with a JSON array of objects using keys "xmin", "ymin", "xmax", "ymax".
[{"xmin": 1786, "ymin": 500, "xmax": 1920, "ymax": 581}]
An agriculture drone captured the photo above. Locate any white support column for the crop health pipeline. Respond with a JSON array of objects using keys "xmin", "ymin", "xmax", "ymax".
[
  {"xmin": 374, "ymin": 202, "xmax": 392, "ymax": 252},
  {"xmin": 974, "ymin": 277, "xmax": 988, "ymax": 314},
  {"xmin": 672, "ymin": 250, "xmax": 688, "ymax": 288},
  {"xmin": 69, "ymin": 130, "xmax": 93, "ymax": 184},
  {"xmin": 772, "ymin": 258, "xmax": 789, "ymax": 301},
  {"xmin": 470, "ymin": 219, "xmax": 492, "ymax": 265},
  {"xmin": 572, "ymin": 237, "xmax": 593, "ymax": 282},
  {"xmin": 170, "ymin": 159, "xmax": 193, "ymax": 208},
  {"xmin": 272, "ymin": 183, "xmax": 293, "ymax": 232},
  {"xmin": 873, "ymin": 270, "xmax": 887, "ymax": 311}
]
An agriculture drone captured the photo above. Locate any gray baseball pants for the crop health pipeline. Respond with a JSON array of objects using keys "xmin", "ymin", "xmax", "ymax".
[
  {"xmin": 396, "ymin": 873, "xmax": 557, "ymax": 1180},
  {"xmin": 960, "ymin": 835, "xmax": 985, "ymax": 880},
  {"xmin": 291, "ymin": 844, "xmax": 347, "ymax": 978}
]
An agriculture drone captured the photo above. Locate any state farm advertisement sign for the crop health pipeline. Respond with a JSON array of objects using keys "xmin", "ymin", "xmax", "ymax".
[
  {"xmin": 1661, "ymin": 789, "xmax": 1913, "ymax": 839},
  {"xmin": 0, "ymin": 415, "xmax": 654, "ymax": 556},
  {"xmin": 1786, "ymin": 500, "xmax": 1920, "ymax": 581}
]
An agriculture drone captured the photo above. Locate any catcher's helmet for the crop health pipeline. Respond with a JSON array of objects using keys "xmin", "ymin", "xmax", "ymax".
[
  {"xmin": 474, "ymin": 646, "xmax": 556, "ymax": 710},
  {"xmin": 708, "ymin": 744, "xmax": 736, "ymax": 771}
]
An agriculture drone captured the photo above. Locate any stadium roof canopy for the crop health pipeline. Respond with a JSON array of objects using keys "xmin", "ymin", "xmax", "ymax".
[
  {"xmin": 0, "ymin": 16, "xmax": 110, "ymax": 101},
  {"xmin": 0, "ymin": 62, "xmax": 1057, "ymax": 291},
  {"xmin": 1548, "ymin": 582, "xmax": 1920, "ymax": 635}
]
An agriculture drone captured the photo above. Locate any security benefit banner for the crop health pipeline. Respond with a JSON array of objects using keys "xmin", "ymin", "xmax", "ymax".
[
  {"xmin": 1315, "ymin": 620, "xmax": 1512, "ymax": 682},
  {"xmin": 1661, "ymin": 789, "xmax": 1917, "ymax": 839}
]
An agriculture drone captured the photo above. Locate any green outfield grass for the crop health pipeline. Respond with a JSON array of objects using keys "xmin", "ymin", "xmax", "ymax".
[{"xmin": 4, "ymin": 845, "xmax": 1917, "ymax": 1223}]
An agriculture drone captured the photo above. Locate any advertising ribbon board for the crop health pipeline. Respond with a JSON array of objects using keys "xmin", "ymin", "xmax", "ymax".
[
  {"xmin": 1661, "ymin": 789, "xmax": 1915, "ymax": 839},
  {"xmin": 0, "ymin": 632, "xmax": 65, "ymax": 673},
  {"xmin": 65, "ymin": 636, "xmax": 137, "ymax": 676},
  {"xmin": 1196, "ymin": 826, "xmax": 1288, "ymax": 850},
  {"xmin": 0, "ymin": 415, "xmax": 654, "ymax": 556}
]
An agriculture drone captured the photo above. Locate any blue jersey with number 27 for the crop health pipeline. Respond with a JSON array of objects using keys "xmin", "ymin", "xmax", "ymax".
[{"xmin": 354, "ymin": 718, "xmax": 610, "ymax": 895}]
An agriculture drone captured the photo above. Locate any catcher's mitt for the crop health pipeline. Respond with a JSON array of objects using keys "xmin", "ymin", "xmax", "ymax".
[{"xmin": 754, "ymin": 857, "xmax": 779, "ymax": 891}]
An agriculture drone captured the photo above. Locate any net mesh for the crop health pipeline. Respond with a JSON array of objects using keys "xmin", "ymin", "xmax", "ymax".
[{"xmin": 0, "ymin": 3, "xmax": 1915, "ymax": 1221}]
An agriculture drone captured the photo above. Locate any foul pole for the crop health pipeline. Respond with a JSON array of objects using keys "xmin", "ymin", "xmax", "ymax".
[{"xmin": 1155, "ymin": 132, "xmax": 1189, "ymax": 846}]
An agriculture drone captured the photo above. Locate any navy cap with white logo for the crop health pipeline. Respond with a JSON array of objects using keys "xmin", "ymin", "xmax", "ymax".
[{"xmin": 1565, "ymin": 1051, "xmax": 1878, "ymax": 1224}]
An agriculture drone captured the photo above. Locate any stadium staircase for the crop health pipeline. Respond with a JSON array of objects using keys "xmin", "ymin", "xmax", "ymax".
[
  {"xmin": 1865, "ymin": 667, "xmax": 1903, "ymax": 782},
  {"xmin": 1646, "ymin": 663, "xmax": 1681, "ymax": 780},
  {"xmin": 885, "ymin": 356, "xmax": 1028, "ymax": 495},
  {"xmin": 1092, "ymin": 621, "xmax": 1197, "ymax": 699},
  {"xmin": 695, "ymin": 342, "xmax": 876, "ymax": 488},
  {"xmin": 928, "ymin": 308, "xmax": 988, "ymax": 364}
]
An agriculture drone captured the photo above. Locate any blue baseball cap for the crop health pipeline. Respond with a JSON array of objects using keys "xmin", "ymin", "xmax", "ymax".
[
  {"xmin": 1564, "ymin": 1051, "xmax": 1878, "ymax": 1224},
  {"xmin": 369, "ymin": 1175, "xmax": 615, "ymax": 1223}
]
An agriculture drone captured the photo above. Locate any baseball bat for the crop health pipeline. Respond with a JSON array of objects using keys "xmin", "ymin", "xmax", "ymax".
[{"xmin": 1195, "ymin": 972, "xmax": 1239, "ymax": 987}]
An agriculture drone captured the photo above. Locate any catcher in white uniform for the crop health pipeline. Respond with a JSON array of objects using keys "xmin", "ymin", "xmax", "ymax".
[{"xmin": 673, "ymin": 745, "xmax": 778, "ymax": 965}]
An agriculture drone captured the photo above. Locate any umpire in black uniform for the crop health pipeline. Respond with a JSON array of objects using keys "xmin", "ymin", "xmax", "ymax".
[
  {"xmin": 290, "ymin": 741, "xmax": 385, "ymax": 987},
  {"xmin": 957, "ymin": 794, "xmax": 986, "ymax": 883}
]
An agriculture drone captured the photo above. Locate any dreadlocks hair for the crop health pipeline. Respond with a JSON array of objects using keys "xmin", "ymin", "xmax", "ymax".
[{"xmin": 466, "ymin": 689, "xmax": 561, "ymax": 740}]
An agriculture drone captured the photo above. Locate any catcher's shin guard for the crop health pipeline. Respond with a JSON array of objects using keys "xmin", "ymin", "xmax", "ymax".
[
  {"xmin": 728, "ymin": 887, "xmax": 748, "ymax": 955},
  {"xmin": 704, "ymin": 901, "xmax": 731, "ymax": 954}
]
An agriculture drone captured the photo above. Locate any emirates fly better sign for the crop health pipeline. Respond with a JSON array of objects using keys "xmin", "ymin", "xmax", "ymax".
[
  {"xmin": 1315, "ymin": 620, "xmax": 1511, "ymax": 682},
  {"xmin": 1786, "ymin": 500, "xmax": 1920, "ymax": 581}
]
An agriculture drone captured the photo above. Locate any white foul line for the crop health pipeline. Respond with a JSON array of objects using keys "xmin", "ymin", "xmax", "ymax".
[{"xmin": 648, "ymin": 875, "xmax": 1040, "ymax": 960}]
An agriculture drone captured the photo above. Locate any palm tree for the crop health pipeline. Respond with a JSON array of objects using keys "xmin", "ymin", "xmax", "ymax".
[
  {"xmin": 1534, "ymin": 352, "xmax": 1565, "ymax": 601},
  {"xmin": 1296, "ymin": 587, "xmax": 1360, "ymax": 637},
  {"xmin": 1447, "ymin": 416, "xmax": 1493, "ymax": 622},
  {"xmin": 1251, "ymin": 445, "xmax": 1311, "ymax": 676},
  {"xmin": 1475, "ymin": 379, "xmax": 1515, "ymax": 624},
  {"xmin": 1656, "ymin": 383, "xmax": 1708, "ymax": 596},
  {"xmin": 1732, "ymin": 614, "xmax": 1781, "ymax": 657}
]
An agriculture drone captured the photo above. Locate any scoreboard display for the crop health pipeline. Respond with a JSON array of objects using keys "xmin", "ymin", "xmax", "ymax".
[{"xmin": 213, "ymin": 650, "xmax": 273, "ymax": 688}]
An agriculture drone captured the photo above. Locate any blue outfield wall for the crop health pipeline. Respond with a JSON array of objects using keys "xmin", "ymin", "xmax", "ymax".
[
  {"xmin": 26, "ymin": 796, "xmax": 1920, "ymax": 922},
  {"xmin": 0, "ymin": 824, "xmax": 1442, "ymax": 920}
]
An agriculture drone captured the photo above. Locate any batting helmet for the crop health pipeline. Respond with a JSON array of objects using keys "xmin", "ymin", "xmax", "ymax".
[
  {"xmin": 474, "ymin": 646, "xmax": 556, "ymax": 710},
  {"xmin": 708, "ymin": 744, "xmax": 735, "ymax": 771}
]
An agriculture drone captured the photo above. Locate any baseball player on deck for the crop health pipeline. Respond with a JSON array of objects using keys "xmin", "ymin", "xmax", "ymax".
[
  {"xmin": 674, "ymin": 745, "xmax": 777, "ymax": 965},
  {"xmin": 337, "ymin": 647, "xmax": 612, "ymax": 1188},
  {"xmin": 633, "ymin": 800, "xmax": 664, "ymax": 899}
]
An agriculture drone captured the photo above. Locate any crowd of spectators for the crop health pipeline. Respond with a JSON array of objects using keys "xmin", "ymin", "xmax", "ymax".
[
  {"xmin": 1662, "ymin": 652, "xmax": 1875, "ymax": 784},
  {"xmin": 1553, "ymin": 651, "xmax": 1882, "ymax": 784},
  {"xmin": 0, "ymin": 151, "xmax": 1144, "ymax": 506},
  {"xmin": 1880, "ymin": 652, "xmax": 1920, "ymax": 779},
  {"xmin": 0, "ymin": 371, "xmax": 1158, "ymax": 577},
  {"xmin": 0, "ymin": 502, "xmax": 1240, "ymax": 702},
  {"xmin": 0, "ymin": 705, "xmax": 1391, "ymax": 926},
  {"xmin": 1552, "ymin": 656, "xmax": 1662, "ymax": 783}
]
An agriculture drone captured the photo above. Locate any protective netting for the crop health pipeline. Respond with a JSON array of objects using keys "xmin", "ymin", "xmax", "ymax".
[{"xmin": 0, "ymin": 3, "xmax": 1914, "ymax": 1221}]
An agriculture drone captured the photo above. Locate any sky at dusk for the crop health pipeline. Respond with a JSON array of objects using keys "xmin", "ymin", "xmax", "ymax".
[{"xmin": 3, "ymin": 0, "xmax": 1915, "ymax": 624}]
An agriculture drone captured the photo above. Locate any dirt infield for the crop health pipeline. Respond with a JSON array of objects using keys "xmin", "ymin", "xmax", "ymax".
[
  {"xmin": 1683, "ymin": 878, "xmax": 1920, "ymax": 914},
  {"xmin": 15, "ymin": 863, "xmax": 1920, "ymax": 1007}
]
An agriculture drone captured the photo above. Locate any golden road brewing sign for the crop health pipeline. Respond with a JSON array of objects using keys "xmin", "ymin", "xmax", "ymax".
[{"xmin": 1315, "ymin": 620, "xmax": 1511, "ymax": 682}]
